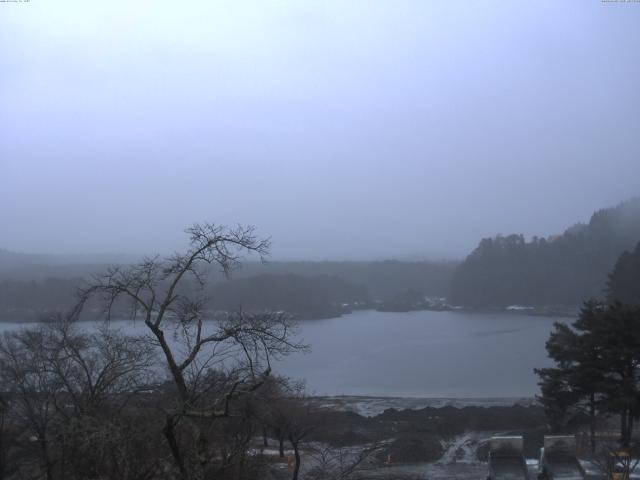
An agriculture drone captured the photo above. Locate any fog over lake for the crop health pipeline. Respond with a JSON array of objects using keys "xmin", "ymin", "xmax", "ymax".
[{"xmin": 0, "ymin": 310, "xmax": 566, "ymax": 398}]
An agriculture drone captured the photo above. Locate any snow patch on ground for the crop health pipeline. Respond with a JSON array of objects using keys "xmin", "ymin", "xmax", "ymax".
[{"xmin": 439, "ymin": 432, "xmax": 484, "ymax": 464}]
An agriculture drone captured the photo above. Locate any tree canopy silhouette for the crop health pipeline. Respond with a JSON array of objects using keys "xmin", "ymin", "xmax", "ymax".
[{"xmin": 450, "ymin": 198, "xmax": 640, "ymax": 307}]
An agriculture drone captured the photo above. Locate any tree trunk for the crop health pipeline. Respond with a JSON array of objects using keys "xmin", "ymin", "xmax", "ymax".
[
  {"xmin": 290, "ymin": 437, "xmax": 300, "ymax": 480},
  {"xmin": 278, "ymin": 432, "xmax": 285, "ymax": 458},
  {"xmin": 195, "ymin": 427, "xmax": 209, "ymax": 480},
  {"xmin": 0, "ymin": 411, "xmax": 5, "ymax": 480},
  {"xmin": 589, "ymin": 393, "xmax": 596, "ymax": 455},
  {"xmin": 262, "ymin": 425, "xmax": 268, "ymax": 447},
  {"xmin": 621, "ymin": 408, "xmax": 631, "ymax": 448},
  {"xmin": 39, "ymin": 438, "xmax": 53, "ymax": 480},
  {"xmin": 163, "ymin": 415, "xmax": 188, "ymax": 479}
]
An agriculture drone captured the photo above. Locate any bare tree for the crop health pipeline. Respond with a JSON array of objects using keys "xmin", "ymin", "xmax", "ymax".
[
  {"xmin": 0, "ymin": 395, "xmax": 12, "ymax": 480},
  {"xmin": 0, "ymin": 327, "xmax": 60, "ymax": 480},
  {"xmin": 246, "ymin": 375, "xmax": 292, "ymax": 457},
  {"xmin": 307, "ymin": 442, "xmax": 383, "ymax": 480},
  {"xmin": 258, "ymin": 381, "xmax": 315, "ymax": 480},
  {"xmin": 44, "ymin": 317, "xmax": 157, "ymax": 414},
  {"xmin": 0, "ymin": 317, "xmax": 162, "ymax": 480},
  {"xmin": 44, "ymin": 318, "xmax": 160, "ymax": 480},
  {"xmin": 74, "ymin": 223, "xmax": 306, "ymax": 479}
]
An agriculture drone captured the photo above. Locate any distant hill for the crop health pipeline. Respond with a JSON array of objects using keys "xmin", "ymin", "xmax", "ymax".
[
  {"xmin": 0, "ymin": 250, "xmax": 456, "ymax": 321},
  {"xmin": 209, "ymin": 274, "xmax": 369, "ymax": 319},
  {"xmin": 448, "ymin": 198, "xmax": 640, "ymax": 307},
  {"xmin": 228, "ymin": 260, "xmax": 457, "ymax": 301},
  {"xmin": 0, "ymin": 249, "xmax": 140, "ymax": 281},
  {"xmin": 0, "ymin": 248, "xmax": 456, "ymax": 300}
]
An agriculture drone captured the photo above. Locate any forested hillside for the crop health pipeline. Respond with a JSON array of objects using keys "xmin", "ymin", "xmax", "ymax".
[
  {"xmin": 209, "ymin": 274, "xmax": 369, "ymax": 319},
  {"xmin": 449, "ymin": 198, "xmax": 640, "ymax": 307},
  {"xmin": 0, "ymin": 256, "xmax": 455, "ymax": 321},
  {"xmin": 607, "ymin": 240, "xmax": 640, "ymax": 305},
  {"xmin": 230, "ymin": 260, "xmax": 457, "ymax": 300}
]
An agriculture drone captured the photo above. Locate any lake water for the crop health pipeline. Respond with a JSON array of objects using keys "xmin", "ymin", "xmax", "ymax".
[{"xmin": 0, "ymin": 310, "xmax": 568, "ymax": 398}]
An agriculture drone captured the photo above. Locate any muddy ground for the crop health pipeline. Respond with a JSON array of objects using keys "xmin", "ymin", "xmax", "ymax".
[{"xmin": 263, "ymin": 396, "xmax": 550, "ymax": 479}]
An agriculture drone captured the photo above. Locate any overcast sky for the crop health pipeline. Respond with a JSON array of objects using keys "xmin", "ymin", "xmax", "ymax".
[{"xmin": 1, "ymin": 1, "xmax": 639, "ymax": 260}]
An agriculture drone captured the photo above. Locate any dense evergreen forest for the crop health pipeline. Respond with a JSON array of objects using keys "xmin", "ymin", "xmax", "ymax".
[
  {"xmin": 607, "ymin": 240, "xmax": 640, "ymax": 305},
  {"xmin": 229, "ymin": 260, "xmax": 456, "ymax": 300},
  {"xmin": 535, "ymin": 245, "xmax": 640, "ymax": 454},
  {"xmin": 0, "ymin": 254, "xmax": 455, "ymax": 321},
  {"xmin": 449, "ymin": 198, "xmax": 640, "ymax": 307},
  {"xmin": 2, "ymin": 197, "xmax": 639, "ymax": 318},
  {"xmin": 209, "ymin": 274, "xmax": 369, "ymax": 318}
]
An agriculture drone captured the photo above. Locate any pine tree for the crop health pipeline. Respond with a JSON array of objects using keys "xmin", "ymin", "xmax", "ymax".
[
  {"xmin": 607, "ymin": 242, "xmax": 640, "ymax": 306},
  {"xmin": 536, "ymin": 301, "xmax": 640, "ymax": 449},
  {"xmin": 536, "ymin": 301, "xmax": 607, "ymax": 452}
]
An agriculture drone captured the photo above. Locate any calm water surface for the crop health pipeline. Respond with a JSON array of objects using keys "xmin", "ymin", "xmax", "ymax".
[{"xmin": 0, "ymin": 310, "xmax": 568, "ymax": 398}]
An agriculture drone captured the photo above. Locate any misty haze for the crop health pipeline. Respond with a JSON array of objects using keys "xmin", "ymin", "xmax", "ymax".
[{"xmin": 1, "ymin": 2, "xmax": 640, "ymax": 480}]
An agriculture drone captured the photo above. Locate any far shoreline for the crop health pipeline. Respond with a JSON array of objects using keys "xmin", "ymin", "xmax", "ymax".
[
  {"xmin": 310, "ymin": 394, "xmax": 539, "ymax": 417},
  {"xmin": 0, "ymin": 304, "xmax": 579, "ymax": 324}
]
